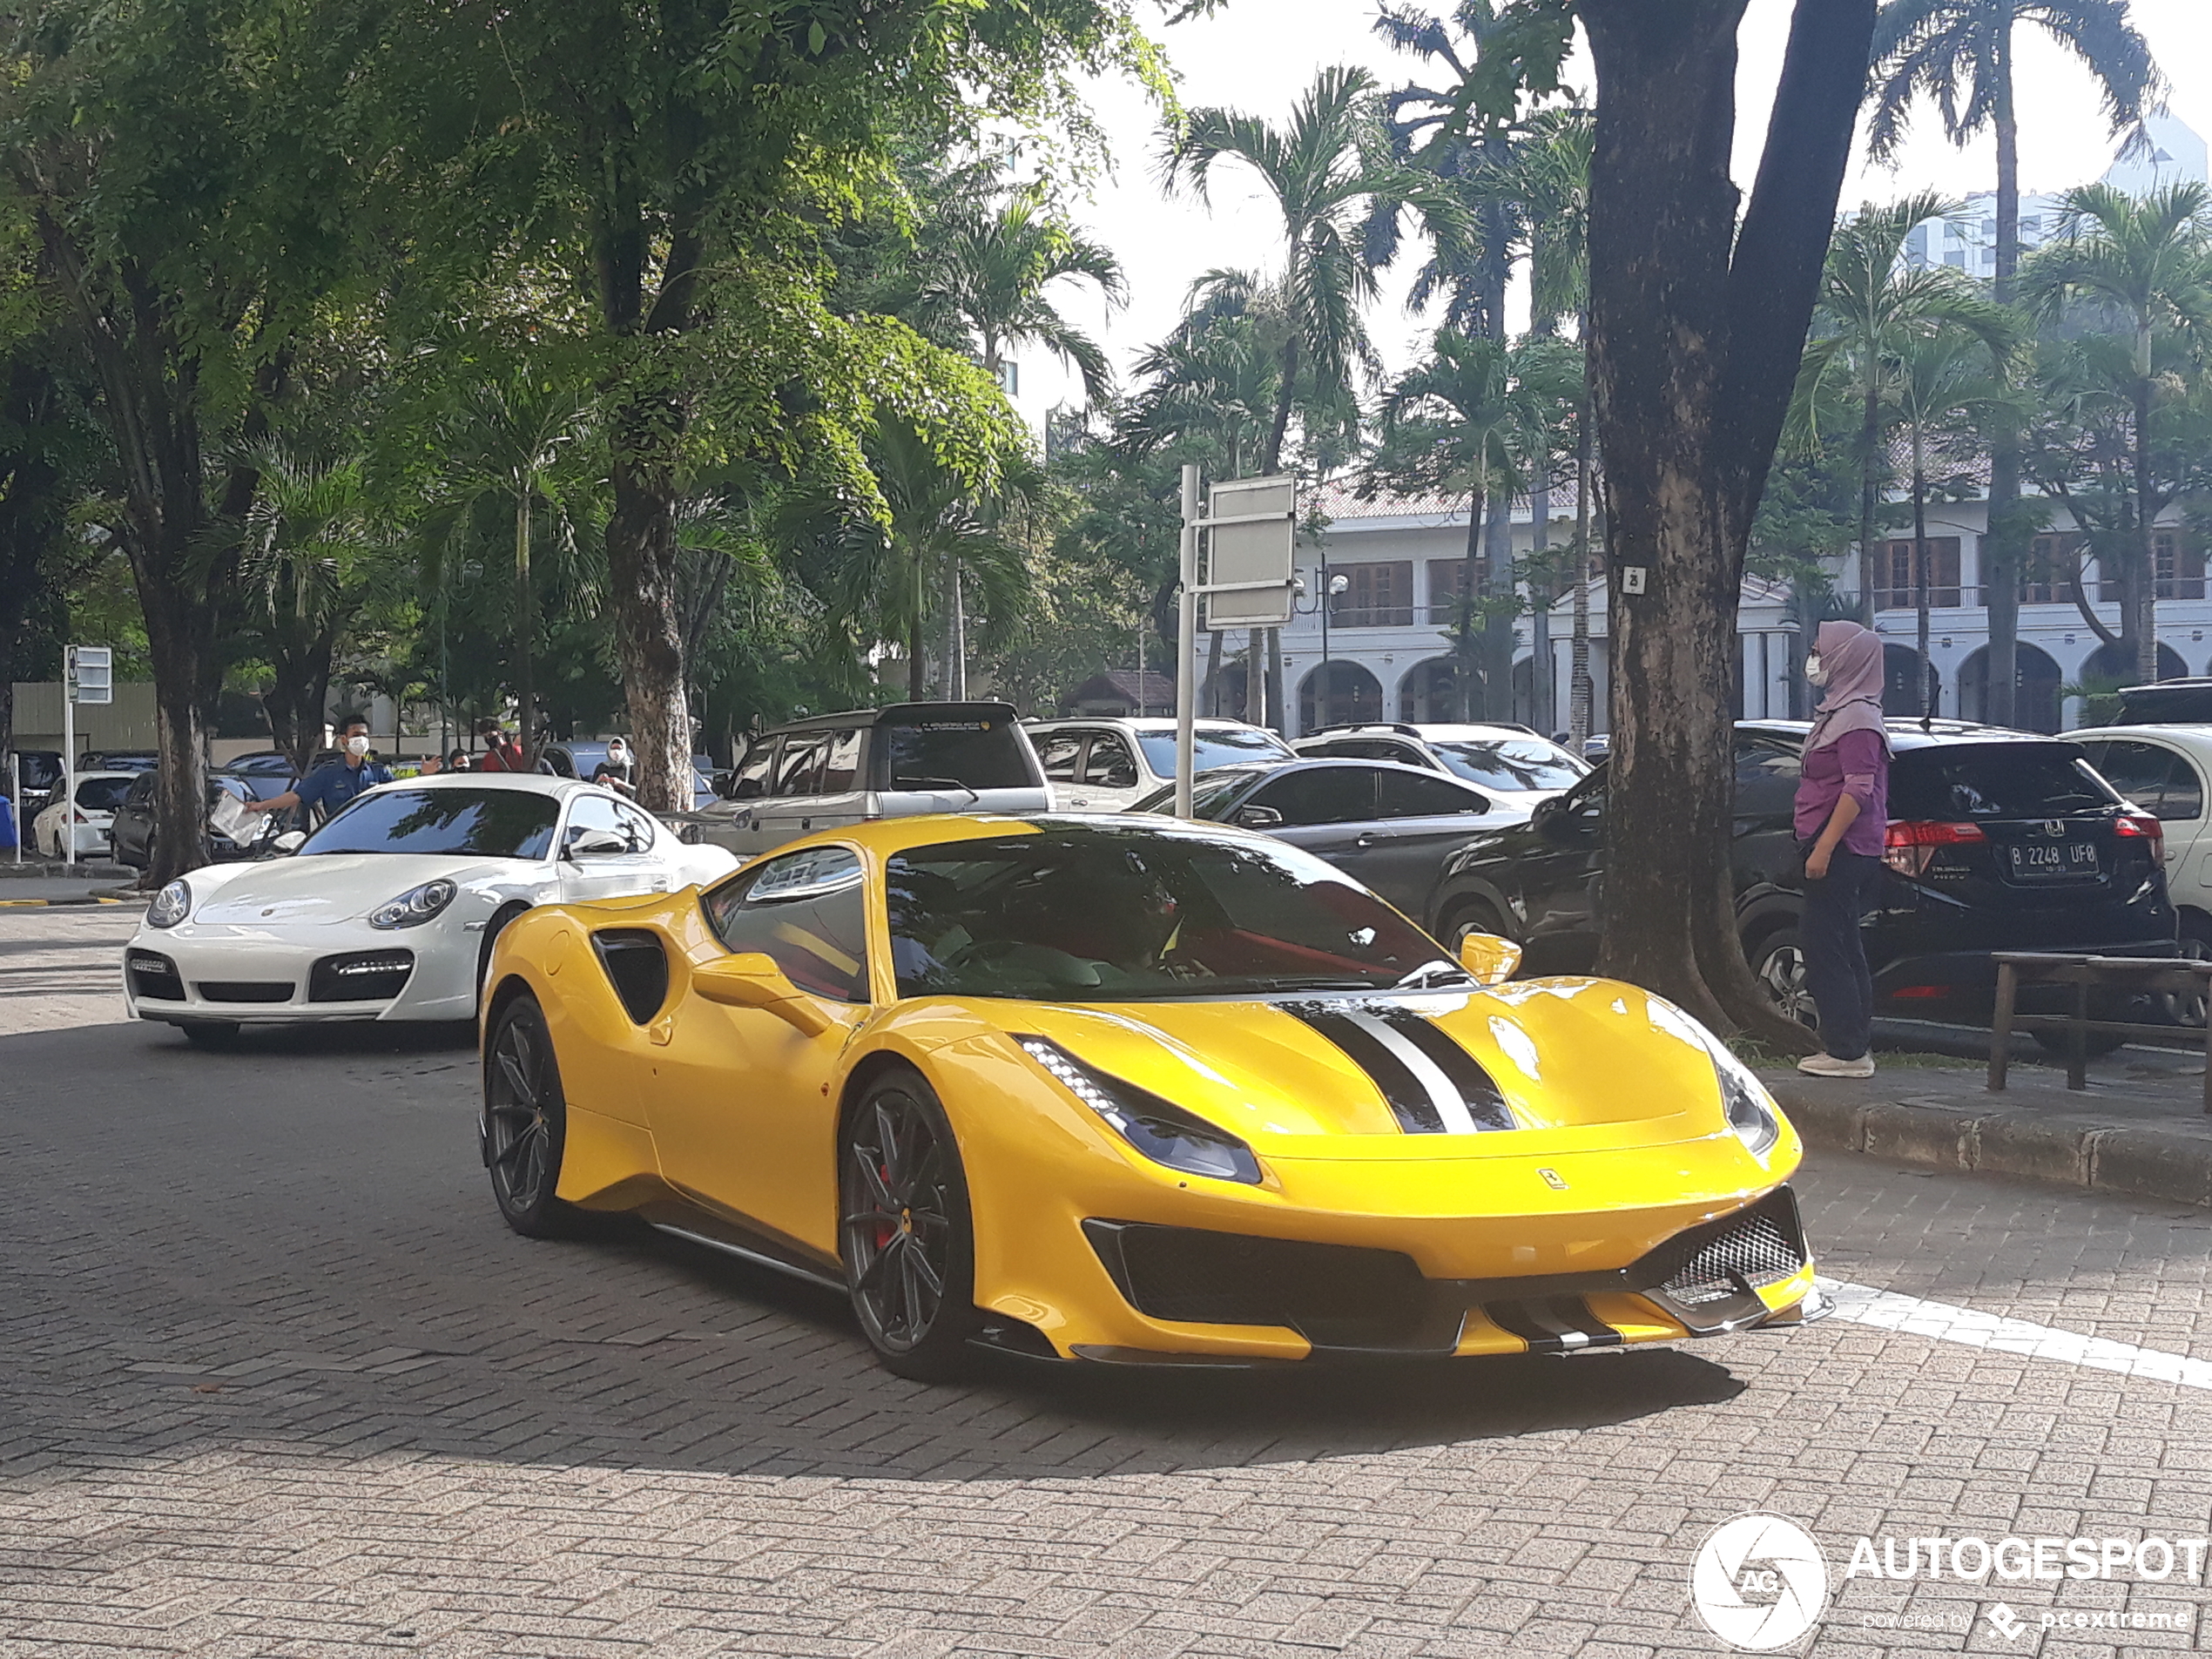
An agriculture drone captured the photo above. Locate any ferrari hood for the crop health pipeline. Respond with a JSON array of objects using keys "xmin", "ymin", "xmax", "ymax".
[
  {"xmin": 990, "ymin": 978, "xmax": 1732, "ymax": 1153},
  {"xmin": 187, "ymin": 853, "xmax": 527, "ymax": 925}
]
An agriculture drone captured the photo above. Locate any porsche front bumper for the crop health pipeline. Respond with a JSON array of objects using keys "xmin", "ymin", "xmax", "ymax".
[{"xmin": 122, "ymin": 918, "xmax": 480, "ymax": 1024}]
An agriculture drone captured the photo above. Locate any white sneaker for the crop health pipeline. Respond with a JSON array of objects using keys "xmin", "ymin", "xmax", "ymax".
[{"xmin": 1797, "ymin": 1052, "xmax": 1875, "ymax": 1079}]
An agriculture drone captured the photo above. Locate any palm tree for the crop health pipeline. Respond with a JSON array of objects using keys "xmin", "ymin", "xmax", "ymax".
[
  {"xmin": 1367, "ymin": 330, "xmax": 1550, "ymax": 721},
  {"xmin": 1887, "ymin": 325, "xmax": 2022, "ymax": 713},
  {"xmin": 421, "ymin": 372, "xmax": 594, "ymax": 769},
  {"xmin": 1870, "ymin": 0, "xmax": 2159, "ymax": 719},
  {"xmin": 1797, "ymin": 193, "xmax": 2018, "ymax": 625},
  {"xmin": 2021, "ymin": 181, "xmax": 2212, "ymax": 678},
  {"xmin": 239, "ymin": 443, "xmax": 386, "ymax": 774},
  {"xmin": 914, "ymin": 185, "xmax": 1126, "ymax": 403}
]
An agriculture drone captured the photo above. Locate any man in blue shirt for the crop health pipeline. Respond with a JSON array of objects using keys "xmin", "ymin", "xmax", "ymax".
[{"xmin": 242, "ymin": 716, "xmax": 395, "ymax": 826}]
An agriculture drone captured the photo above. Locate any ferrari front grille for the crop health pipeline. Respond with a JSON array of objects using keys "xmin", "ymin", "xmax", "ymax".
[
  {"xmin": 126, "ymin": 950, "xmax": 185, "ymax": 1001},
  {"xmin": 1657, "ymin": 1192, "xmax": 1808, "ymax": 1305},
  {"xmin": 308, "ymin": 951, "xmax": 415, "ymax": 1002}
]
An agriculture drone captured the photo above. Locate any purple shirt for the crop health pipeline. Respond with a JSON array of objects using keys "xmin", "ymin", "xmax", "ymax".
[{"xmin": 1794, "ymin": 729, "xmax": 1889, "ymax": 857}]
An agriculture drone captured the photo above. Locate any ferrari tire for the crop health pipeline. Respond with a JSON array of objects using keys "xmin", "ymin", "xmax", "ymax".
[
  {"xmin": 840, "ymin": 1069, "xmax": 981, "ymax": 1382},
  {"xmin": 179, "ymin": 1021, "xmax": 240, "ymax": 1049},
  {"xmin": 482, "ymin": 993, "xmax": 583, "ymax": 1238}
]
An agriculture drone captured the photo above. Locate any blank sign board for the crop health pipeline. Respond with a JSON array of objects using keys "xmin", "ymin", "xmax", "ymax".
[
  {"xmin": 1205, "ymin": 475, "xmax": 1296, "ymax": 631},
  {"xmin": 68, "ymin": 644, "xmax": 112, "ymax": 705}
]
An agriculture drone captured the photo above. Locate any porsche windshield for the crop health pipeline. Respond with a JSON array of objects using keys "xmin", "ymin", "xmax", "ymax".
[
  {"xmin": 300, "ymin": 788, "xmax": 559, "ymax": 859},
  {"xmin": 886, "ymin": 826, "xmax": 1466, "ymax": 1001}
]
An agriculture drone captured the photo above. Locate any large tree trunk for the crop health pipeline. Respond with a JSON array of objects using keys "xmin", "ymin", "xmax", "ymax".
[
  {"xmin": 1569, "ymin": 390, "xmax": 1595, "ymax": 748},
  {"xmin": 1983, "ymin": 81, "xmax": 2024, "ymax": 725},
  {"xmin": 0, "ymin": 358, "xmax": 66, "ymax": 790},
  {"xmin": 1581, "ymin": 0, "xmax": 1874, "ymax": 1045},
  {"xmin": 608, "ymin": 443, "xmax": 692, "ymax": 810}
]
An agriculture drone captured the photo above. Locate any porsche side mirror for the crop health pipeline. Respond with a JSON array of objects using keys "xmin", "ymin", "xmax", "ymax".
[
  {"xmin": 690, "ymin": 951, "xmax": 832, "ymax": 1035},
  {"xmin": 273, "ymin": 829, "xmax": 306, "ymax": 854},
  {"xmin": 1233, "ymin": 804, "xmax": 1285, "ymax": 829},
  {"xmin": 563, "ymin": 827, "xmax": 629, "ymax": 860},
  {"xmin": 1457, "ymin": 933, "xmax": 1523, "ymax": 986}
]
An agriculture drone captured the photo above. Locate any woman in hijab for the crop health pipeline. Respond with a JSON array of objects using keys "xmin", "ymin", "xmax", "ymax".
[{"xmin": 1793, "ymin": 619, "xmax": 1891, "ymax": 1078}]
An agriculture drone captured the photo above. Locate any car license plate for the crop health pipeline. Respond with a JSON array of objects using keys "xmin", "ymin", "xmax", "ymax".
[{"xmin": 2006, "ymin": 840, "xmax": 2101, "ymax": 882}]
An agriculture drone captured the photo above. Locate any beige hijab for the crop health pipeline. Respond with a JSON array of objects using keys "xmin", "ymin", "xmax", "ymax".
[{"xmin": 1804, "ymin": 620, "xmax": 1890, "ymax": 754}]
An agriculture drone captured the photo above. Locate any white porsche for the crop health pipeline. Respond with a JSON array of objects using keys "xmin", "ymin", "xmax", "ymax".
[{"xmin": 123, "ymin": 773, "xmax": 738, "ymax": 1043}]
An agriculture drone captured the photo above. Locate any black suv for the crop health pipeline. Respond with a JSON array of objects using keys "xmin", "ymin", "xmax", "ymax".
[{"xmin": 1426, "ymin": 721, "xmax": 2176, "ymax": 1028}]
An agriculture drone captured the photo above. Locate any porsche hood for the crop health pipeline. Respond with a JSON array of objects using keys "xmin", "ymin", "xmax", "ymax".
[
  {"xmin": 185, "ymin": 853, "xmax": 524, "ymax": 925},
  {"xmin": 983, "ymin": 979, "xmax": 1738, "ymax": 1152}
]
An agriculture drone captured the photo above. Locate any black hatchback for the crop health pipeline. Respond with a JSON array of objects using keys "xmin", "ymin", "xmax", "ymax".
[{"xmin": 1425, "ymin": 722, "xmax": 2177, "ymax": 1028}]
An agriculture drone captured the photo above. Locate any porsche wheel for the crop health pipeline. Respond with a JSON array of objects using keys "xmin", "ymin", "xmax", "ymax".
[
  {"xmin": 483, "ymin": 994, "xmax": 581, "ymax": 1238},
  {"xmin": 840, "ymin": 1070, "xmax": 980, "ymax": 1381}
]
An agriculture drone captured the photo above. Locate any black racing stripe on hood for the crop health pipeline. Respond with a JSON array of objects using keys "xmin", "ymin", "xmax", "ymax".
[
  {"xmin": 1374, "ymin": 1008, "xmax": 1514, "ymax": 1131},
  {"xmin": 1285, "ymin": 1008, "xmax": 1446, "ymax": 1134}
]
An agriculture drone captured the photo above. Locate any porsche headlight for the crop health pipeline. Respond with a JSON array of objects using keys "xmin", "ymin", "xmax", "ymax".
[
  {"xmin": 147, "ymin": 880, "xmax": 192, "ymax": 929},
  {"xmin": 1708, "ymin": 1036, "xmax": 1782, "ymax": 1159},
  {"xmin": 1017, "ymin": 1035, "xmax": 1262, "ymax": 1184},
  {"xmin": 368, "ymin": 878, "xmax": 457, "ymax": 929}
]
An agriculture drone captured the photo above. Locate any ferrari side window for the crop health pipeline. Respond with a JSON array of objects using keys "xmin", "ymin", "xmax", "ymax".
[{"xmin": 704, "ymin": 846, "xmax": 871, "ymax": 1002}]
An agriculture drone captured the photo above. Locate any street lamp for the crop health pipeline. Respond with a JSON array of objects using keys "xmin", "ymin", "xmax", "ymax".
[{"xmin": 1294, "ymin": 566, "xmax": 1351, "ymax": 730}]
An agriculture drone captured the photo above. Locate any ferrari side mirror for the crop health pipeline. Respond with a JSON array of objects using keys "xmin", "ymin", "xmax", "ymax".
[
  {"xmin": 1457, "ymin": 933, "xmax": 1523, "ymax": 986},
  {"xmin": 690, "ymin": 951, "xmax": 832, "ymax": 1035}
]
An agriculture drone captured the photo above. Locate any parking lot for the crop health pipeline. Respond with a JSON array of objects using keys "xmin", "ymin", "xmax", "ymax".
[{"xmin": 7, "ymin": 903, "xmax": 2212, "ymax": 1656}]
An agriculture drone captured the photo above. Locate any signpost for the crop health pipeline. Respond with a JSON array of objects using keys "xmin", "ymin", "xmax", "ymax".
[
  {"xmin": 1172, "ymin": 473, "xmax": 1297, "ymax": 817},
  {"xmin": 62, "ymin": 645, "xmax": 111, "ymax": 871}
]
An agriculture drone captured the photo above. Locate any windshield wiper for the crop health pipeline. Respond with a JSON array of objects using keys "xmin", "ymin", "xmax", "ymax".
[
  {"xmin": 896, "ymin": 776, "xmax": 981, "ymax": 804},
  {"xmin": 1396, "ymin": 961, "xmax": 1477, "ymax": 989}
]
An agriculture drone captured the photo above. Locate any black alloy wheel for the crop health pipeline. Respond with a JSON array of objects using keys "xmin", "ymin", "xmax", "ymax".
[
  {"xmin": 1750, "ymin": 927, "xmax": 1818, "ymax": 1029},
  {"xmin": 2162, "ymin": 919, "xmax": 2212, "ymax": 1028},
  {"xmin": 483, "ymin": 994, "xmax": 580, "ymax": 1238},
  {"xmin": 1441, "ymin": 901, "xmax": 1512, "ymax": 957},
  {"xmin": 840, "ymin": 1069, "xmax": 980, "ymax": 1380}
]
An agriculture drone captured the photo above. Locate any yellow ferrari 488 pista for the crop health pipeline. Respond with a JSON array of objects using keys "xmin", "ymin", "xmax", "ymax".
[{"xmin": 478, "ymin": 813, "xmax": 1821, "ymax": 1379}]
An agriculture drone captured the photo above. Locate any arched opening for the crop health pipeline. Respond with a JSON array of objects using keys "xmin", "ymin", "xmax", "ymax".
[
  {"xmin": 1881, "ymin": 644, "xmax": 1942, "ymax": 718},
  {"xmin": 1202, "ymin": 661, "xmax": 1248, "ymax": 721},
  {"xmin": 2080, "ymin": 641, "xmax": 2188, "ymax": 685},
  {"xmin": 1959, "ymin": 643, "xmax": 2063, "ymax": 733},
  {"xmin": 1298, "ymin": 661, "xmax": 1384, "ymax": 732},
  {"xmin": 1397, "ymin": 657, "xmax": 1463, "ymax": 724}
]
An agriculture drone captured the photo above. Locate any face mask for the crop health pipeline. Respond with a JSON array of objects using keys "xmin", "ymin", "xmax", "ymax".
[
  {"xmin": 608, "ymin": 746, "xmax": 627, "ymax": 765},
  {"xmin": 346, "ymin": 735, "xmax": 371, "ymax": 758},
  {"xmin": 1804, "ymin": 654, "xmax": 1829, "ymax": 688}
]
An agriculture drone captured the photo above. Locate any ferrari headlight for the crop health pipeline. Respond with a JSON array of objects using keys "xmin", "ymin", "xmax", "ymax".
[
  {"xmin": 368, "ymin": 878, "xmax": 457, "ymax": 929},
  {"xmin": 1017, "ymin": 1035, "xmax": 1262, "ymax": 1185},
  {"xmin": 147, "ymin": 880, "xmax": 192, "ymax": 929},
  {"xmin": 1708, "ymin": 1037, "xmax": 1782, "ymax": 1159}
]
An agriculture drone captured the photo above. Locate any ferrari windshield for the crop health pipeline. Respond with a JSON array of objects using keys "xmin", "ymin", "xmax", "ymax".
[
  {"xmin": 887, "ymin": 824, "xmax": 1466, "ymax": 1001},
  {"xmin": 300, "ymin": 787, "xmax": 559, "ymax": 860}
]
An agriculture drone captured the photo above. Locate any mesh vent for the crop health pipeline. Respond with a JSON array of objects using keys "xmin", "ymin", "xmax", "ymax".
[
  {"xmin": 126, "ymin": 950, "xmax": 185, "ymax": 1001},
  {"xmin": 1662, "ymin": 1207, "xmax": 1805, "ymax": 1305},
  {"xmin": 309, "ymin": 951, "xmax": 415, "ymax": 1002},
  {"xmin": 1084, "ymin": 1220, "xmax": 1432, "ymax": 1345}
]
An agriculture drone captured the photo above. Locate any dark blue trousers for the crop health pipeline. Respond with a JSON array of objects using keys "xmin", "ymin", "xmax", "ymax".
[{"xmin": 1800, "ymin": 846, "xmax": 1880, "ymax": 1061}]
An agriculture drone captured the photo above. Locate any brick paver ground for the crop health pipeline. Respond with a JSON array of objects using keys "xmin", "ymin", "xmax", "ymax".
[{"xmin": 5, "ymin": 908, "xmax": 2212, "ymax": 1656}]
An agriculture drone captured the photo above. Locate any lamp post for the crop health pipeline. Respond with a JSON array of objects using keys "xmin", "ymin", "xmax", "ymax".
[{"xmin": 1292, "ymin": 564, "xmax": 1351, "ymax": 732}]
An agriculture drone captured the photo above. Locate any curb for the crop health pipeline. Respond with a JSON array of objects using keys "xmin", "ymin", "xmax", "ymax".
[
  {"xmin": 0, "ymin": 894, "xmax": 128, "ymax": 907},
  {"xmin": 0, "ymin": 863, "xmax": 131, "ymax": 880},
  {"xmin": 1767, "ymin": 1076, "xmax": 2212, "ymax": 1210}
]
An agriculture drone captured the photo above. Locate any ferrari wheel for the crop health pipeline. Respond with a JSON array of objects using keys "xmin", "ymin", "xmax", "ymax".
[
  {"xmin": 840, "ymin": 1069, "xmax": 980, "ymax": 1381},
  {"xmin": 483, "ymin": 993, "xmax": 581, "ymax": 1238}
]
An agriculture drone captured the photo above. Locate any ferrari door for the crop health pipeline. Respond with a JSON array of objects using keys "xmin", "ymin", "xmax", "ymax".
[{"xmin": 644, "ymin": 845, "xmax": 873, "ymax": 1256}]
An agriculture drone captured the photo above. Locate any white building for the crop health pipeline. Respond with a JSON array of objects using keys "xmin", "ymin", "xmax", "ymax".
[{"xmin": 1268, "ymin": 485, "xmax": 2202, "ymax": 741}]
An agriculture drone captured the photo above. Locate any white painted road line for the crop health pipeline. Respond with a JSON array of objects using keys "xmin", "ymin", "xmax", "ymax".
[{"xmin": 1820, "ymin": 1276, "xmax": 2212, "ymax": 1393}]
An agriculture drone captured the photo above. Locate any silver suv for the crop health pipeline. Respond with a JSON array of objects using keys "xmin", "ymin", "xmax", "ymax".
[
  {"xmin": 1291, "ymin": 723, "xmax": 1588, "ymax": 811},
  {"xmin": 1023, "ymin": 717, "xmax": 1293, "ymax": 812},
  {"xmin": 673, "ymin": 703, "xmax": 1049, "ymax": 858}
]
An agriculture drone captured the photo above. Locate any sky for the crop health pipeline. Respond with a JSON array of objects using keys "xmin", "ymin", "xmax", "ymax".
[{"xmin": 1006, "ymin": 0, "xmax": 2212, "ymax": 429}]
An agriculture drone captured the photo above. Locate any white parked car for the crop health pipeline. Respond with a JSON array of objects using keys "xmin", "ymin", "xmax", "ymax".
[
  {"xmin": 123, "ymin": 773, "xmax": 738, "ymax": 1044},
  {"xmin": 30, "ymin": 770, "xmax": 136, "ymax": 859},
  {"xmin": 1024, "ymin": 717, "xmax": 1293, "ymax": 813},
  {"xmin": 1291, "ymin": 723, "xmax": 1590, "ymax": 813},
  {"xmin": 2074, "ymin": 725, "xmax": 2212, "ymax": 964}
]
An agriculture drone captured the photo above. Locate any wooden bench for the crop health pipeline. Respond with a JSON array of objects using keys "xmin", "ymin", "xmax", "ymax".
[{"xmin": 1987, "ymin": 952, "xmax": 2212, "ymax": 1108}]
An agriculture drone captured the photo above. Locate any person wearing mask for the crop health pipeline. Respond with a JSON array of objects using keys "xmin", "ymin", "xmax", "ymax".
[
  {"xmin": 446, "ymin": 747, "xmax": 471, "ymax": 773},
  {"xmin": 478, "ymin": 725, "xmax": 525, "ymax": 772},
  {"xmin": 590, "ymin": 738, "xmax": 637, "ymax": 799},
  {"xmin": 1792, "ymin": 620, "xmax": 1891, "ymax": 1079},
  {"xmin": 241, "ymin": 717, "xmax": 395, "ymax": 826}
]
